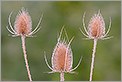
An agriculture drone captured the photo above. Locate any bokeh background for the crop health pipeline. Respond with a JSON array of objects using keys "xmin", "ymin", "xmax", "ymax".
[{"xmin": 1, "ymin": 1, "xmax": 121, "ymax": 81}]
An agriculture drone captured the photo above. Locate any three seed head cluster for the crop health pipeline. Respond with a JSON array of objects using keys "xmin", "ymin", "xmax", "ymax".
[{"xmin": 6, "ymin": 7, "xmax": 112, "ymax": 81}]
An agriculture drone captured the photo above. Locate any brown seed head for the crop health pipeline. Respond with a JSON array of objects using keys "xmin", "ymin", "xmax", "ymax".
[
  {"xmin": 44, "ymin": 27, "xmax": 82, "ymax": 74},
  {"xmin": 14, "ymin": 8, "xmax": 32, "ymax": 35},
  {"xmin": 80, "ymin": 10, "xmax": 112, "ymax": 40},
  {"xmin": 52, "ymin": 41, "xmax": 72, "ymax": 72},
  {"xmin": 6, "ymin": 7, "xmax": 43, "ymax": 37},
  {"xmin": 88, "ymin": 10, "xmax": 105, "ymax": 39}
]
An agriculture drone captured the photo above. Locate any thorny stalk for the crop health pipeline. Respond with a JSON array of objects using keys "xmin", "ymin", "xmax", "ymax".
[
  {"xmin": 89, "ymin": 39, "xmax": 97, "ymax": 81},
  {"xmin": 21, "ymin": 35, "xmax": 32, "ymax": 81},
  {"xmin": 60, "ymin": 72, "xmax": 64, "ymax": 81}
]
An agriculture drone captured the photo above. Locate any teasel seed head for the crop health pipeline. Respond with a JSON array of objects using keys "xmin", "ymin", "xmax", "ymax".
[
  {"xmin": 44, "ymin": 26, "xmax": 82, "ymax": 74},
  {"xmin": 14, "ymin": 7, "xmax": 32, "ymax": 36},
  {"xmin": 88, "ymin": 10, "xmax": 105, "ymax": 39},
  {"xmin": 80, "ymin": 10, "xmax": 112, "ymax": 40},
  {"xmin": 52, "ymin": 39, "xmax": 73, "ymax": 72},
  {"xmin": 6, "ymin": 7, "xmax": 43, "ymax": 37}
]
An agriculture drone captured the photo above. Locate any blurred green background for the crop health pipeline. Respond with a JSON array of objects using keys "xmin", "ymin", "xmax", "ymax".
[{"xmin": 1, "ymin": 1, "xmax": 121, "ymax": 81}]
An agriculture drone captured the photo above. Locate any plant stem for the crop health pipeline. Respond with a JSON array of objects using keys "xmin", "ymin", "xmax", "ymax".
[
  {"xmin": 60, "ymin": 72, "xmax": 64, "ymax": 81},
  {"xmin": 89, "ymin": 39, "xmax": 97, "ymax": 81},
  {"xmin": 21, "ymin": 35, "xmax": 32, "ymax": 81}
]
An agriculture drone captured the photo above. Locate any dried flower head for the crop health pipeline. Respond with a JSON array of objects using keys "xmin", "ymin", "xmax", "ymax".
[
  {"xmin": 44, "ymin": 26, "xmax": 82, "ymax": 74},
  {"xmin": 6, "ymin": 7, "xmax": 43, "ymax": 37},
  {"xmin": 80, "ymin": 10, "xmax": 112, "ymax": 40},
  {"xmin": 6, "ymin": 7, "xmax": 43, "ymax": 81},
  {"xmin": 88, "ymin": 10, "xmax": 105, "ymax": 38},
  {"xmin": 14, "ymin": 8, "xmax": 32, "ymax": 35},
  {"xmin": 79, "ymin": 10, "xmax": 112, "ymax": 81},
  {"xmin": 52, "ymin": 39, "xmax": 73, "ymax": 73}
]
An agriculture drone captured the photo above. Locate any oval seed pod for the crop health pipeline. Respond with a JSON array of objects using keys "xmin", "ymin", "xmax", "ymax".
[
  {"xmin": 88, "ymin": 10, "xmax": 105, "ymax": 39},
  {"xmin": 52, "ymin": 41, "xmax": 73, "ymax": 72},
  {"xmin": 80, "ymin": 10, "xmax": 112, "ymax": 40},
  {"xmin": 44, "ymin": 27, "xmax": 82, "ymax": 74},
  {"xmin": 14, "ymin": 7, "xmax": 32, "ymax": 35},
  {"xmin": 6, "ymin": 7, "xmax": 43, "ymax": 37}
]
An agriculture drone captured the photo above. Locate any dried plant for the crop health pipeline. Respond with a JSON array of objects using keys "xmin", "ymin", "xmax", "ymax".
[
  {"xmin": 44, "ymin": 26, "xmax": 82, "ymax": 81},
  {"xmin": 80, "ymin": 10, "xmax": 112, "ymax": 81},
  {"xmin": 6, "ymin": 7, "xmax": 43, "ymax": 81}
]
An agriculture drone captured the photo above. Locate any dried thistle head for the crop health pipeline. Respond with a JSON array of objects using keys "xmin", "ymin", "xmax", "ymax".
[
  {"xmin": 80, "ymin": 10, "xmax": 112, "ymax": 40},
  {"xmin": 44, "ymin": 26, "xmax": 82, "ymax": 73},
  {"xmin": 88, "ymin": 10, "xmax": 105, "ymax": 39},
  {"xmin": 14, "ymin": 8, "xmax": 32, "ymax": 36},
  {"xmin": 52, "ymin": 39, "xmax": 73, "ymax": 72},
  {"xmin": 6, "ymin": 7, "xmax": 43, "ymax": 37}
]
